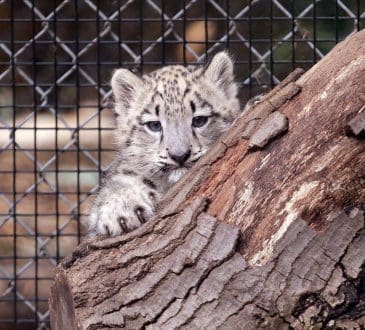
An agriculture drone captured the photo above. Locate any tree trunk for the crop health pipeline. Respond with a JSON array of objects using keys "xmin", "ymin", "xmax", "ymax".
[{"xmin": 49, "ymin": 30, "xmax": 365, "ymax": 330}]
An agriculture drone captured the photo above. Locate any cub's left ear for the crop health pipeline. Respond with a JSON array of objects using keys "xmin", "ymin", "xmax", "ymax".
[{"xmin": 203, "ymin": 51, "xmax": 237, "ymax": 98}]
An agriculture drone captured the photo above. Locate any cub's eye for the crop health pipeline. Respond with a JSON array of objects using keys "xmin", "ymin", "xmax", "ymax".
[
  {"xmin": 192, "ymin": 116, "xmax": 209, "ymax": 128},
  {"xmin": 145, "ymin": 121, "xmax": 162, "ymax": 132}
]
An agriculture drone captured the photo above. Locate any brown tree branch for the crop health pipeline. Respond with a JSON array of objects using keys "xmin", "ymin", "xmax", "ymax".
[{"xmin": 49, "ymin": 30, "xmax": 365, "ymax": 329}]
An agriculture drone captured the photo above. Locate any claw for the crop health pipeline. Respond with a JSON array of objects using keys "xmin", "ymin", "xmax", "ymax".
[
  {"xmin": 103, "ymin": 224, "xmax": 111, "ymax": 236},
  {"xmin": 135, "ymin": 207, "xmax": 147, "ymax": 224},
  {"xmin": 118, "ymin": 216, "xmax": 128, "ymax": 232}
]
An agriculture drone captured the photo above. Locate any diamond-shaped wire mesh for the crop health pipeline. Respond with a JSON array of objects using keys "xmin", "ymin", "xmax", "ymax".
[{"xmin": 0, "ymin": 0, "xmax": 364, "ymax": 328}]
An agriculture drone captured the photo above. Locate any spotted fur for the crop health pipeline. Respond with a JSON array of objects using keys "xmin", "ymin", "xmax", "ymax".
[{"xmin": 89, "ymin": 52, "xmax": 240, "ymax": 236}]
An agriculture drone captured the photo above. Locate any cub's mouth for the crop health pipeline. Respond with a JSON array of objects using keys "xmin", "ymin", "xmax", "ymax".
[
  {"xmin": 168, "ymin": 167, "xmax": 189, "ymax": 183},
  {"xmin": 159, "ymin": 155, "xmax": 202, "ymax": 182},
  {"xmin": 160, "ymin": 161, "xmax": 194, "ymax": 172}
]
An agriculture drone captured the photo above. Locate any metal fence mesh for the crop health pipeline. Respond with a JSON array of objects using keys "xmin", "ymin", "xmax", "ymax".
[{"xmin": 0, "ymin": 0, "xmax": 364, "ymax": 328}]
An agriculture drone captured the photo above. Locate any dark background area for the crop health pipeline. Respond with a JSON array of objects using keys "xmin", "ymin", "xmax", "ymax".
[{"xmin": 0, "ymin": 0, "xmax": 364, "ymax": 328}]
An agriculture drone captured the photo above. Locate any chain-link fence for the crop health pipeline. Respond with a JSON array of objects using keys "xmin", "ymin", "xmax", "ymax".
[{"xmin": 0, "ymin": 0, "xmax": 364, "ymax": 328}]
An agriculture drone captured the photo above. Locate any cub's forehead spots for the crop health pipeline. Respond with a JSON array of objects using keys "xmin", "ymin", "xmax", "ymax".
[
  {"xmin": 149, "ymin": 65, "xmax": 194, "ymax": 85},
  {"xmin": 141, "ymin": 65, "xmax": 211, "ymax": 119},
  {"xmin": 154, "ymin": 71, "xmax": 189, "ymax": 96},
  {"xmin": 156, "ymin": 79, "xmax": 187, "ymax": 95}
]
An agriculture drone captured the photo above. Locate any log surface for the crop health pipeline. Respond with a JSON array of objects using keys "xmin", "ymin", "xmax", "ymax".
[{"xmin": 50, "ymin": 30, "xmax": 365, "ymax": 329}]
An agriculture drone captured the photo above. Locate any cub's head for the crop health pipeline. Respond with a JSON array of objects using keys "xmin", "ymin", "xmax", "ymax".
[{"xmin": 111, "ymin": 51, "xmax": 240, "ymax": 183}]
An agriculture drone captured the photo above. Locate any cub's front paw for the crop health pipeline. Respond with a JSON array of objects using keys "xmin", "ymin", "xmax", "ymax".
[{"xmin": 89, "ymin": 190, "xmax": 155, "ymax": 236}]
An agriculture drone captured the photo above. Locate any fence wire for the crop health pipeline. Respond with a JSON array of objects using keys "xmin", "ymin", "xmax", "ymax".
[{"xmin": 0, "ymin": 0, "xmax": 364, "ymax": 328}]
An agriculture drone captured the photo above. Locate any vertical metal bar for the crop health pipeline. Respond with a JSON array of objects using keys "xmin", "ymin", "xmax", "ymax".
[
  {"xmin": 225, "ymin": 0, "xmax": 230, "ymax": 50},
  {"xmin": 97, "ymin": 0, "xmax": 101, "ymax": 194},
  {"xmin": 248, "ymin": 0, "xmax": 252, "ymax": 98},
  {"xmin": 291, "ymin": 0, "xmax": 295, "ymax": 71},
  {"xmin": 335, "ymin": 0, "xmax": 339, "ymax": 43},
  {"xmin": 182, "ymin": 0, "xmax": 186, "ymax": 65},
  {"xmin": 31, "ymin": 0, "xmax": 39, "ymax": 324},
  {"xmin": 10, "ymin": 0, "xmax": 17, "ymax": 325},
  {"xmin": 357, "ymin": 0, "xmax": 360, "ymax": 31},
  {"xmin": 54, "ymin": 0, "xmax": 60, "ymax": 264},
  {"xmin": 118, "ymin": 0, "xmax": 122, "ymax": 67},
  {"xmin": 313, "ymin": 0, "xmax": 317, "ymax": 64},
  {"xmin": 75, "ymin": 0, "xmax": 81, "ymax": 244},
  {"xmin": 139, "ymin": 0, "xmax": 144, "ymax": 73},
  {"xmin": 270, "ymin": 0, "xmax": 274, "ymax": 88},
  {"xmin": 162, "ymin": 0, "xmax": 166, "ymax": 65},
  {"xmin": 204, "ymin": 0, "xmax": 208, "ymax": 64}
]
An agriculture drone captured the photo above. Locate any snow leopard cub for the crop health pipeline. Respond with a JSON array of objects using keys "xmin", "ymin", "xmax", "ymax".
[{"xmin": 89, "ymin": 51, "xmax": 240, "ymax": 236}]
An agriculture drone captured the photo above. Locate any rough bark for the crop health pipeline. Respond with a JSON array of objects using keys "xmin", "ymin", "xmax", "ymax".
[{"xmin": 49, "ymin": 30, "xmax": 365, "ymax": 329}]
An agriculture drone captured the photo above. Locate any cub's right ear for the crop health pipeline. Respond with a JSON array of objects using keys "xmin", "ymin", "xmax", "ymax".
[
  {"xmin": 111, "ymin": 68, "xmax": 143, "ymax": 113},
  {"xmin": 203, "ymin": 51, "xmax": 237, "ymax": 99}
]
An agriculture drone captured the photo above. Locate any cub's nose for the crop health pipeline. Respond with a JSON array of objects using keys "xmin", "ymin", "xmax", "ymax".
[{"xmin": 168, "ymin": 150, "xmax": 191, "ymax": 165}]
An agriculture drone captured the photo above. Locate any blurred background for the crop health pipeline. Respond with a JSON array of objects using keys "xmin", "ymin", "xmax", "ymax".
[{"xmin": 0, "ymin": 0, "xmax": 364, "ymax": 328}]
